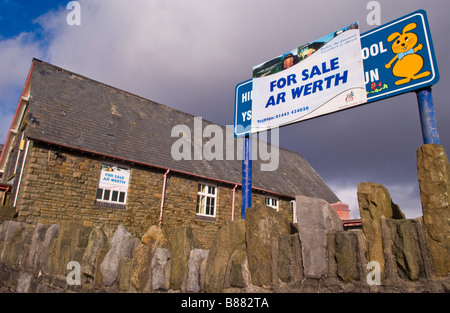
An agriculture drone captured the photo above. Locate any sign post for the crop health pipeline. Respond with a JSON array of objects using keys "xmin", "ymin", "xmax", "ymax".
[
  {"xmin": 241, "ymin": 135, "xmax": 252, "ymax": 219},
  {"xmin": 416, "ymin": 87, "xmax": 440, "ymax": 144},
  {"xmin": 235, "ymin": 79, "xmax": 253, "ymax": 219}
]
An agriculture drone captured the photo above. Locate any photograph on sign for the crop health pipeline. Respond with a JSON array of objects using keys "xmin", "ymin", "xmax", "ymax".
[
  {"xmin": 361, "ymin": 10, "xmax": 440, "ymax": 103},
  {"xmin": 251, "ymin": 22, "xmax": 367, "ymax": 133}
]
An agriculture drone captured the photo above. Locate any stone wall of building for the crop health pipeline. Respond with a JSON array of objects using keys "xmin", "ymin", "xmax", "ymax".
[{"xmin": 13, "ymin": 142, "xmax": 293, "ymax": 249}]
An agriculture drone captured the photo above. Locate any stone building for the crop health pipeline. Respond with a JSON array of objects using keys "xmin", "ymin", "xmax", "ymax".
[{"xmin": 0, "ymin": 59, "xmax": 340, "ymax": 248}]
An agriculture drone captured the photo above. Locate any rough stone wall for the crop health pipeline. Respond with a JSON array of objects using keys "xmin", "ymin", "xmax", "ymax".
[
  {"xmin": 1, "ymin": 199, "xmax": 449, "ymax": 293},
  {"xmin": 2, "ymin": 143, "xmax": 447, "ymax": 293}
]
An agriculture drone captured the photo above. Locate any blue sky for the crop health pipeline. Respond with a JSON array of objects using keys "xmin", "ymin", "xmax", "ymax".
[
  {"xmin": 0, "ymin": 0, "xmax": 64, "ymax": 38},
  {"xmin": 1, "ymin": 0, "xmax": 450, "ymax": 218}
]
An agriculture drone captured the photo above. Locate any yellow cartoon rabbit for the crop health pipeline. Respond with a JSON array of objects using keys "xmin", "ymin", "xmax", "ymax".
[{"xmin": 385, "ymin": 22, "xmax": 430, "ymax": 85}]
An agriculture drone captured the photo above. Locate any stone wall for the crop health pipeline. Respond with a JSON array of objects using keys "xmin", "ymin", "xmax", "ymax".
[
  {"xmin": 13, "ymin": 142, "xmax": 293, "ymax": 249},
  {"xmin": 0, "ymin": 199, "xmax": 448, "ymax": 293},
  {"xmin": 1, "ymin": 143, "xmax": 448, "ymax": 293}
]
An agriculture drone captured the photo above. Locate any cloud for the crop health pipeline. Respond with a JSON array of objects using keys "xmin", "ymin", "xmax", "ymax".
[
  {"xmin": 0, "ymin": 31, "xmax": 44, "ymax": 142},
  {"xmin": 0, "ymin": 109, "xmax": 14, "ymax": 143},
  {"xmin": 30, "ymin": 0, "xmax": 373, "ymax": 118},
  {"xmin": 32, "ymin": 1, "xmax": 244, "ymax": 110},
  {"xmin": 0, "ymin": 32, "xmax": 43, "ymax": 101}
]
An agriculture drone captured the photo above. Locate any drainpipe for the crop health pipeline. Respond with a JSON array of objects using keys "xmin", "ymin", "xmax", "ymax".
[
  {"xmin": 0, "ymin": 186, "xmax": 10, "ymax": 206},
  {"xmin": 13, "ymin": 139, "xmax": 30, "ymax": 207},
  {"xmin": 231, "ymin": 184, "xmax": 238, "ymax": 221},
  {"xmin": 158, "ymin": 169, "xmax": 170, "ymax": 228}
]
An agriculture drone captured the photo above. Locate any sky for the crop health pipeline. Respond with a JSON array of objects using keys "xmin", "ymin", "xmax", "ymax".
[{"xmin": 1, "ymin": 0, "xmax": 449, "ymax": 219}]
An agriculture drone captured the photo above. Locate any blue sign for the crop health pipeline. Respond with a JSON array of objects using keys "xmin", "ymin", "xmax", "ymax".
[
  {"xmin": 234, "ymin": 79, "xmax": 252, "ymax": 137},
  {"xmin": 234, "ymin": 10, "xmax": 440, "ymax": 135},
  {"xmin": 361, "ymin": 9, "xmax": 439, "ymax": 103}
]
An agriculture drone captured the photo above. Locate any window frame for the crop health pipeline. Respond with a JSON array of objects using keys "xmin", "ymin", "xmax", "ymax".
[
  {"xmin": 265, "ymin": 196, "xmax": 279, "ymax": 211},
  {"xmin": 196, "ymin": 182, "xmax": 218, "ymax": 218}
]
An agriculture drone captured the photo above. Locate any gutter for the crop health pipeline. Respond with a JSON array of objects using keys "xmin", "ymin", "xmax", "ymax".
[{"xmin": 0, "ymin": 184, "xmax": 11, "ymax": 206}]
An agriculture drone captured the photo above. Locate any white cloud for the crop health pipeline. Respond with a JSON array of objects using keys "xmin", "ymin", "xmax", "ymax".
[
  {"xmin": 32, "ymin": 1, "xmax": 242, "ymax": 107},
  {"xmin": 386, "ymin": 183, "xmax": 422, "ymax": 218},
  {"xmin": 0, "ymin": 31, "xmax": 44, "ymax": 143},
  {"xmin": 0, "ymin": 32, "xmax": 43, "ymax": 101},
  {"xmin": 0, "ymin": 109, "xmax": 14, "ymax": 143}
]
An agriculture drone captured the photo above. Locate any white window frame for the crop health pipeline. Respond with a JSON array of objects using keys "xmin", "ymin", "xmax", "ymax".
[
  {"xmin": 291, "ymin": 200, "xmax": 297, "ymax": 224},
  {"xmin": 95, "ymin": 163, "xmax": 130, "ymax": 207},
  {"xmin": 196, "ymin": 182, "xmax": 217, "ymax": 218},
  {"xmin": 265, "ymin": 196, "xmax": 279, "ymax": 211}
]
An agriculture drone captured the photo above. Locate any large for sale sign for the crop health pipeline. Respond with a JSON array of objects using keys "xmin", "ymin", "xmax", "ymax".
[{"xmin": 251, "ymin": 22, "xmax": 367, "ymax": 133}]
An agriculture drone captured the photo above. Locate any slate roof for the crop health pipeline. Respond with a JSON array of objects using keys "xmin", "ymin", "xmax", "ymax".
[{"xmin": 25, "ymin": 59, "xmax": 339, "ymax": 203}]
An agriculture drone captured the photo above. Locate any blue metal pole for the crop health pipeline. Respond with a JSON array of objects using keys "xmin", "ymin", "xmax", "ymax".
[
  {"xmin": 241, "ymin": 134, "xmax": 252, "ymax": 219},
  {"xmin": 416, "ymin": 87, "xmax": 440, "ymax": 145}
]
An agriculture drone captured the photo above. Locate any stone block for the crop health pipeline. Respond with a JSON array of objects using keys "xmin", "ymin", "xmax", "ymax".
[
  {"xmin": 225, "ymin": 248, "xmax": 248, "ymax": 288},
  {"xmin": 417, "ymin": 144, "xmax": 450, "ymax": 276},
  {"xmin": 276, "ymin": 234, "xmax": 303, "ymax": 283},
  {"xmin": 118, "ymin": 257, "xmax": 133, "ymax": 291},
  {"xmin": 334, "ymin": 231, "xmax": 361, "ymax": 283},
  {"xmin": 131, "ymin": 225, "xmax": 165, "ymax": 291},
  {"xmin": 245, "ymin": 204, "xmax": 291, "ymax": 287},
  {"xmin": 26, "ymin": 223, "xmax": 60, "ymax": 273},
  {"xmin": 381, "ymin": 217, "xmax": 433, "ymax": 281},
  {"xmin": 16, "ymin": 272, "xmax": 32, "ymax": 293},
  {"xmin": 100, "ymin": 225, "xmax": 139, "ymax": 287},
  {"xmin": 295, "ymin": 196, "xmax": 343, "ymax": 279},
  {"xmin": 204, "ymin": 219, "xmax": 245, "ymax": 292},
  {"xmin": 357, "ymin": 182, "xmax": 405, "ymax": 275},
  {"xmin": 0, "ymin": 221, "xmax": 27, "ymax": 265},
  {"xmin": 151, "ymin": 247, "xmax": 171, "ymax": 291},
  {"xmin": 169, "ymin": 225, "xmax": 201, "ymax": 290},
  {"xmin": 186, "ymin": 248, "xmax": 209, "ymax": 292},
  {"xmin": 81, "ymin": 227, "xmax": 108, "ymax": 278}
]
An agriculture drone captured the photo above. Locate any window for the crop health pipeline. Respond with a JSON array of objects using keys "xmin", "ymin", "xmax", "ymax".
[
  {"xmin": 265, "ymin": 196, "xmax": 279, "ymax": 210},
  {"xmin": 95, "ymin": 164, "xmax": 130, "ymax": 209},
  {"xmin": 291, "ymin": 200, "xmax": 297, "ymax": 224},
  {"xmin": 196, "ymin": 183, "xmax": 217, "ymax": 217}
]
